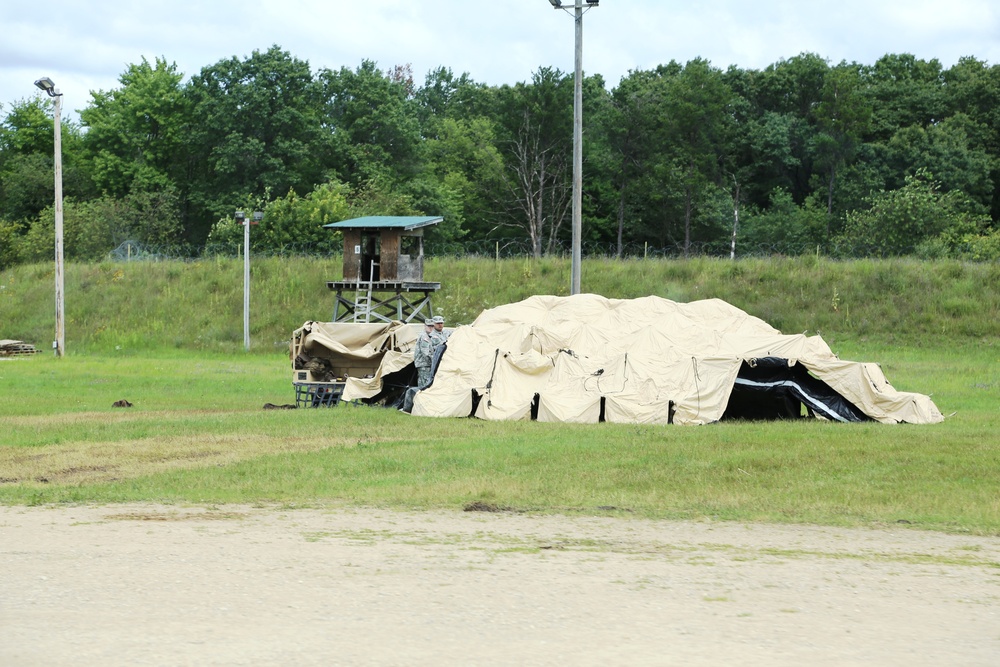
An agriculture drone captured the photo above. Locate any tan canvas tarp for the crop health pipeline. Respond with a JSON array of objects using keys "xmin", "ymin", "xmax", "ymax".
[
  {"xmin": 291, "ymin": 321, "xmax": 422, "ymax": 401},
  {"xmin": 411, "ymin": 294, "xmax": 943, "ymax": 425}
]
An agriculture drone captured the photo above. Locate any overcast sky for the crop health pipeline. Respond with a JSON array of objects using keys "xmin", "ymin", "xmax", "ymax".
[{"xmin": 3, "ymin": 0, "xmax": 999, "ymax": 121}]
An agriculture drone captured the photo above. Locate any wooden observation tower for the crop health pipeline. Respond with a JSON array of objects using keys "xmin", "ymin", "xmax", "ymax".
[{"xmin": 323, "ymin": 216, "xmax": 442, "ymax": 323}]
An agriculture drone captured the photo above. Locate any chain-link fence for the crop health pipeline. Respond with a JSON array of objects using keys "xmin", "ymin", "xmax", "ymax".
[
  {"xmin": 426, "ymin": 239, "xmax": 924, "ymax": 260},
  {"xmin": 99, "ymin": 237, "xmax": 1000, "ymax": 263}
]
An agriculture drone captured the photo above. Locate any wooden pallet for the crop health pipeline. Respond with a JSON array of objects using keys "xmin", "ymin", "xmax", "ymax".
[{"xmin": 0, "ymin": 340, "xmax": 40, "ymax": 356}]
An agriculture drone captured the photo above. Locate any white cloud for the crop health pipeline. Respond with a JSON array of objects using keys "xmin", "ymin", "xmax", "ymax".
[{"xmin": 3, "ymin": 0, "xmax": 998, "ymax": 120}]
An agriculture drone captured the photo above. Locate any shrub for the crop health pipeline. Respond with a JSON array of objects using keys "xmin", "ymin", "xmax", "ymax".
[
  {"xmin": 841, "ymin": 170, "xmax": 990, "ymax": 256},
  {"xmin": 16, "ymin": 190, "xmax": 183, "ymax": 262},
  {"xmin": 0, "ymin": 219, "xmax": 22, "ymax": 269}
]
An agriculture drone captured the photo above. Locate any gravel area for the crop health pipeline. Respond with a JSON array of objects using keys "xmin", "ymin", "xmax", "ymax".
[{"xmin": 2, "ymin": 504, "xmax": 999, "ymax": 666}]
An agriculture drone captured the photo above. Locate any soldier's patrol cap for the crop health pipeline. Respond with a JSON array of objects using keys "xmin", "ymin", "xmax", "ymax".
[
  {"xmin": 432, "ymin": 315, "xmax": 445, "ymax": 323},
  {"xmin": 424, "ymin": 318, "xmax": 434, "ymax": 326}
]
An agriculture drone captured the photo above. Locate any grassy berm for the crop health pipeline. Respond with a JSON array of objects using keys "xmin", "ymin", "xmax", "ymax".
[
  {"xmin": 0, "ymin": 256, "xmax": 997, "ymax": 533},
  {"xmin": 1, "ymin": 255, "xmax": 997, "ymax": 351}
]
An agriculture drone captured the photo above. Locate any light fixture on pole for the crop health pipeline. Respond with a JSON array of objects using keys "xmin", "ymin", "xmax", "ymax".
[
  {"xmin": 237, "ymin": 210, "xmax": 263, "ymax": 351},
  {"xmin": 547, "ymin": 0, "xmax": 598, "ymax": 295},
  {"xmin": 35, "ymin": 76, "xmax": 65, "ymax": 357}
]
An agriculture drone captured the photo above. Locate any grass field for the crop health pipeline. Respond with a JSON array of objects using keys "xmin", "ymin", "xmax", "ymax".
[
  {"xmin": 2, "ymin": 339, "xmax": 997, "ymax": 535},
  {"xmin": 1, "ymin": 256, "xmax": 997, "ymax": 532}
]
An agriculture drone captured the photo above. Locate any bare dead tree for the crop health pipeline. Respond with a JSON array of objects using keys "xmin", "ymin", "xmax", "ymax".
[
  {"xmin": 729, "ymin": 174, "xmax": 741, "ymax": 260},
  {"xmin": 491, "ymin": 113, "xmax": 572, "ymax": 258}
]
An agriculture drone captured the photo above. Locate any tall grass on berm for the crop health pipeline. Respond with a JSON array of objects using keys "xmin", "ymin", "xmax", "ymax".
[{"xmin": 0, "ymin": 255, "xmax": 997, "ymax": 353}]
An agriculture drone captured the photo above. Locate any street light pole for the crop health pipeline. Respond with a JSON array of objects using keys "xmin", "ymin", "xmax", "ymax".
[
  {"xmin": 237, "ymin": 210, "xmax": 263, "ymax": 352},
  {"xmin": 242, "ymin": 211, "xmax": 250, "ymax": 351},
  {"xmin": 548, "ymin": 0, "xmax": 597, "ymax": 295},
  {"xmin": 35, "ymin": 77, "xmax": 64, "ymax": 357}
]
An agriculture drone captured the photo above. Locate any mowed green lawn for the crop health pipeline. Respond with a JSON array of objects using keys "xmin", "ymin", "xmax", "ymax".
[{"xmin": 1, "ymin": 341, "xmax": 997, "ymax": 535}]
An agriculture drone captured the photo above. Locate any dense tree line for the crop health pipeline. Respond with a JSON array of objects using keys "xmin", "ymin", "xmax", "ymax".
[{"xmin": 2, "ymin": 45, "xmax": 999, "ymax": 269}]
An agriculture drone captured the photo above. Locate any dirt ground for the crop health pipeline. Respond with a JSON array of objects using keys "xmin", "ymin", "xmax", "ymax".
[{"xmin": 2, "ymin": 504, "xmax": 999, "ymax": 666}]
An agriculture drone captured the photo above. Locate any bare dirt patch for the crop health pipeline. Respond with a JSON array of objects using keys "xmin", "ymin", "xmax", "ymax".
[
  {"xmin": 0, "ymin": 434, "xmax": 349, "ymax": 485},
  {"xmin": 2, "ymin": 504, "xmax": 999, "ymax": 666},
  {"xmin": 106, "ymin": 508, "xmax": 249, "ymax": 522}
]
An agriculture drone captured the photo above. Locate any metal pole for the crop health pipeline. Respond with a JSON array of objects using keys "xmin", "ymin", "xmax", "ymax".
[
  {"xmin": 53, "ymin": 92, "xmax": 65, "ymax": 358},
  {"xmin": 571, "ymin": 0, "xmax": 583, "ymax": 295},
  {"xmin": 243, "ymin": 216, "xmax": 250, "ymax": 351}
]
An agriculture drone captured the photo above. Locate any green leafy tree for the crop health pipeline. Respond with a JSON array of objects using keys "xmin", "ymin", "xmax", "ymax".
[
  {"xmin": 656, "ymin": 59, "xmax": 735, "ymax": 254},
  {"xmin": 746, "ymin": 54, "xmax": 829, "ymax": 205},
  {"xmin": 186, "ymin": 45, "xmax": 326, "ymax": 241},
  {"xmin": 0, "ymin": 98, "xmax": 89, "ymax": 225},
  {"xmin": 80, "ymin": 58, "xmax": 191, "ymax": 199},
  {"xmin": 0, "ymin": 98, "xmax": 56, "ymax": 155},
  {"xmin": 401, "ymin": 177, "xmax": 467, "ymax": 249},
  {"xmin": 589, "ymin": 68, "xmax": 663, "ymax": 256},
  {"xmin": 318, "ymin": 60, "xmax": 422, "ymax": 186},
  {"xmin": 205, "ymin": 178, "xmax": 436, "ymax": 255},
  {"xmin": 0, "ymin": 153, "xmax": 55, "ymax": 225},
  {"xmin": 811, "ymin": 63, "xmax": 872, "ymax": 222},
  {"xmin": 0, "ymin": 219, "xmax": 21, "ymax": 270},
  {"xmin": 204, "ymin": 191, "xmax": 273, "ymax": 253},
  {"xmin": 740, "ymin": 189, "xmax": 828, "ymax": 250},
  {"xmin": 941, "ymin": 57, "xmax": 1000, "ymax": 221},
  {"xmin": 841, "ymin": 169, "xmax": 990, "ymax": 255},
  {"xmin": 416, "ymin": 68, "xmax": 502, "ymax": 241},
  {"xmin": 827, "ymin": 143, "xmax": 888, "ymax": 216},
  {"xmin": 256, "ymin": 181, "xmax": 351, "ymax": 253},
  {"xmin": 736, "ymin": 111, "xmax": 806, "ymax": 209},
  {"xmin": 860, "ymin": 53, "xmax": 946, "ymax": 142},
  {"xmin": 420, "ymin": 116, "xmax": 503, "ymax": 241},
  {"xmin": 953, "ymin": 227, "xmax": 1000, "ymax": 261},
  {"xmin": 416, "ymin": 67, "xmax": 493, "ymax": 126},
  {"xmin": 880, "ymin": 114, "xmax": 994, "ymax": 211},
  {"xmin": 755, "ymin": 53, "xmax": 829, "ymax": 117}
]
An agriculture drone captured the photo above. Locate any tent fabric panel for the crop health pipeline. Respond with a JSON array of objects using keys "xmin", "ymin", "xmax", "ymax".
[
  {"xmin": 668, "ymin": 357, "xmax": 744, "ymax": 425},
  {"xmin": 471, "ymin": 352, "xmax": 552, "ymax": 421},
  {"xmin": 800, "ymin": 358, "xmax": 944, "ymax": 424},
  {"xmin": 297, "ymin": 321, "xmax": 422, "ymax": 360},
  {"xmin": 604, "ymin": 396, "xmax": 673, "ymax": 425},
  {"xmin": 473, "ymin": 395, "xmax": 533, "ymax": 421},
  {"xmin": 536, "ymin": 393, "xmax": 601, "ymax": 423},
  {"xmin": 432, "ymin": 326, "xmax": 533, "ymax": 388},
  {"xmin": 342, "ymin": 350, "xmax": 414, "ymax": 401},
  {"xmin": 412, "ymin": 387, "xmax": 473, "ymax": 418}
]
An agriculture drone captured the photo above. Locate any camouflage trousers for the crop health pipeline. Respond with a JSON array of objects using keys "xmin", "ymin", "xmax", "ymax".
[{"xmin": 417, "ymin": 366, "xmax": 433, "ymax": 389}]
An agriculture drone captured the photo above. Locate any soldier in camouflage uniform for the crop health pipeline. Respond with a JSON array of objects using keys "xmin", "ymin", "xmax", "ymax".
[
  {"xmin": 431, "ymin": 315, "xmax": 449, "ymax": 345},
  {"xmin": 414, "ymin": 319, "xmax": 435, "ymax": 389}
]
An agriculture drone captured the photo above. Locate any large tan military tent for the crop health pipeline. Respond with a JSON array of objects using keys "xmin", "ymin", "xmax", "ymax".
[{"xmin": 409, "ymin": 294, "xmax": 943, "ymax": 425}]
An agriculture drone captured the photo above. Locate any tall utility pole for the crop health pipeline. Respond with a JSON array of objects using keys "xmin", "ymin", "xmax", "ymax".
[
  {"xmin": 571, "ymin": 0, "xmax": 583, "ymax": 295},
  {"xmin": 35, "ymin": 77, "xmax": 64, "ymax": 357},
  {"xmin": 548, "ymin": 0, "xmax": 598, "ymax": 295}
]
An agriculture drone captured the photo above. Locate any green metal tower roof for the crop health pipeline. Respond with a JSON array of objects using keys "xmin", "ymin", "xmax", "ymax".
[{"xmin": 323, "ymin": 216, "xmax": 443, "ymax": 231}]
